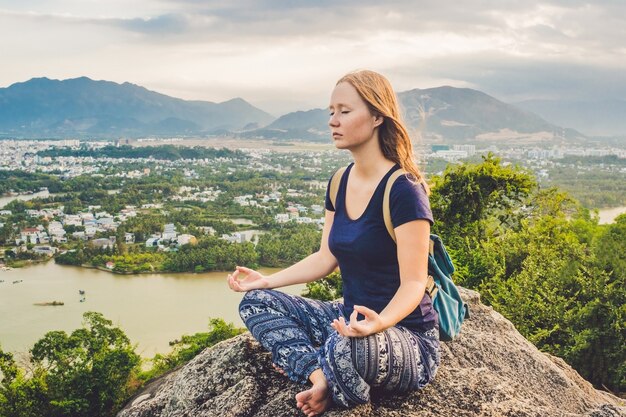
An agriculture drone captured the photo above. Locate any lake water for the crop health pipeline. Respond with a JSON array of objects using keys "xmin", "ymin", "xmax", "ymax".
[
  {"xmin": 0, "ymin": 190, "xmax": 52, "ymax": 209},
  {"xmin": 0, "ymin": 262, "xmax": 304, "ymax": 357},
  {"xmin": 598, "ymin": 206, "xmax": 626, "ymax": 224}
]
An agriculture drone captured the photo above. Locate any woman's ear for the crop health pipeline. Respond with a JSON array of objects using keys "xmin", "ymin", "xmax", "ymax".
[{"xmin": 373, "ymin": 115, "xmax": 383, "ymax": 127}]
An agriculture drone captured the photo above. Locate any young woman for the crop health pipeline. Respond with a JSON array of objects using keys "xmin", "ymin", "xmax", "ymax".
[{"xmin": 227, "ymin": 70, "xmax": 439, "ymax": 416}]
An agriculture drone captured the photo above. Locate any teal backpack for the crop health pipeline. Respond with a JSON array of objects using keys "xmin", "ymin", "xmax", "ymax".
[{"xmin": 329, "ymin": 166, "xmax": 469, "ymax": 341}]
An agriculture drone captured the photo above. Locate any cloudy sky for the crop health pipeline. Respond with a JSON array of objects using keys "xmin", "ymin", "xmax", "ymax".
[{"xmin": 1, "ymin": 0, "xmax": 625, "ymax": 116}]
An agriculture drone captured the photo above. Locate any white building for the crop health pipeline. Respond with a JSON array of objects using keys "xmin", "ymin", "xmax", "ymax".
[
  {"xmin": 72, "ymin": 231, "xmax": 87, "ymax": 240},
  {"xmin": 125, "ymin": 233, "xmax": 135, "ymax": 244},
  {"xmin": 221, "ymin": 233, "xmax": 246, "ymax": 244},
  {"xmin": 33, "ymin": 245, "xmax": 58, "ymax": 256},
  {"xmin": 63, "ymin": 215, "xmax": 82, "ymax": 226},
  {"xmin": 163, "ymin": 223, "xmax": 177, "ymax": 240},
  {"xmin": 176, "ymin": 234, "xmax": 197, "ymax": 246},
  {"xmin": 84, "ymin": 226, "xmax": 98, "ymax": 238},
  {"xmin": 275, "ymin": 213, "xmax": 290, "ymax": 223},
  {"xmin": 434, "ymin": 150, "xmax": 468, "ymax": 161},
  {"xmin": 80, "ymin": 212, "xmax": 95, "ymax": 221},
  {"xmin": 145, "ymin": 237, "xmax": 159, "ymax": 248},
  {"xmin": 91, "ymin": 238, "xmax": 115, "ymax": 250},
  {"xmin": 453, "ymin": 144, "xmax": 476, "ymax": 156}
]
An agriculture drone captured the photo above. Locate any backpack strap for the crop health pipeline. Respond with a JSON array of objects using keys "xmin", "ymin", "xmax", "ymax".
[
  {"xmin": 382, "ymin": 168, "xmax": 408, "ymax": 243},
  {"xmin": 329, "ymin": 166, "xmax": 348, "ymax": 210},
  {"xmin": 382, "ymin": 169, "xmax": 436, "ymax": 297}
]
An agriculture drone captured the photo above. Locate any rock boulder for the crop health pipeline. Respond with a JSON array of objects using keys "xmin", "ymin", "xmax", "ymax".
[{"xmin": 118, "ymin": 289, "xmax": 625, "ymax": 417}]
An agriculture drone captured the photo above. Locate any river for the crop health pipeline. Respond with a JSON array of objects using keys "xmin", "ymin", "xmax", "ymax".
[
  {"xmin": 0, "ymin": 262, "xmax": 304, "ymax": 357},
  {"xmin": 0, "ymin": 190, "xmax": 54, "ymax": 209},
  {"xmin": 598, "ymin": 206, "xmax": 626, "ymax": 224}
]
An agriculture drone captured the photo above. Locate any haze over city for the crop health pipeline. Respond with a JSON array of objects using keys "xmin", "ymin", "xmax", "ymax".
[{"xmin": 1, "ymin": 0, "xmax": 625, "ymax": 117}]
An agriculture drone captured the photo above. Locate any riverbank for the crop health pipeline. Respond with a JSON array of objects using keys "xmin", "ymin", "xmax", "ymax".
[
  {"xmin": 3, "ymin": 257, "xmax": 51, "ymax": 269},
  {"xmin": 0, "ymin": 261, "xmax": 300, "ymax": 357},
  {"xmin": 80, "ymin": 263, "xmax": 272, "ymax": 276}
]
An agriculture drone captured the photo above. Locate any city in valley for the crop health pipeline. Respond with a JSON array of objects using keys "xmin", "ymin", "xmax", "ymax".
[{"xmin": 0, "ymin": 138, "xmax": 624, "ymax": 273}]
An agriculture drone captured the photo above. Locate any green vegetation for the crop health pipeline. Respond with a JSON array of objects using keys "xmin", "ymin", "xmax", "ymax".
[
  {"xmin": 161, "ymin": 236, "xmax": 257, "ymax": 272},
  {"xmin": 0, "ymin": 171, "xmax": 58, "ymax": 195},
  {"xmin": 54, "ymin": 225, "xmax": 322, "ymax": 273},
  {"xmin": 140, "ymin": 318, "xmax": 245, "ymax": 382},
  {"xmin": 303, "ymin": 270, "xmax": 343, "ymax": 301},
  {"xmin": 542, "ymin": 165, "xmax": 626, "ymax": 208},
  {"xmin": 0, "ymin": 312, "xmax": 139, "ymax": 417},
  {"xmin": 430, "ymin": 155, "xmax": 625, "ymax": 392},
  {"xmin": 256, "ymin": 223, "xmax": 321, "ymax": 267},
  {"xmin": 303, "ymin": 154, "xmax": 625, "ymax": 393},
  {"xmin": 37, "ymin": 145, "xmax": 242, "ymax": 161},
  {"xmin": 1, "ymin": 146, "xmax": 624, "ymax": 408},
  {"xmin": 0, "ymin": 170, "xmax": 124, "ymax": 196},
  {"xmin": 0, "ymin": 315, "xmax": 244, "ymax": 417}
]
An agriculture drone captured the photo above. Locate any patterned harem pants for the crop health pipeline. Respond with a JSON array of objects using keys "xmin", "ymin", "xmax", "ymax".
[{"xmin": 239, "ymin": 289, "xmax": 440, "ymax": 408}]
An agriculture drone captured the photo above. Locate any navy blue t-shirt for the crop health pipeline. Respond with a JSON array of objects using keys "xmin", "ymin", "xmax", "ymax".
[{"xmin": 325, "ymin": 163, "xmax": 437, "ymax": 331}]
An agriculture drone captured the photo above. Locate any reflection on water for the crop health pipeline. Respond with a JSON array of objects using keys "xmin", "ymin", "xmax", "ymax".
[{"xmin": 0, "ymin": 262, "xmax": 303, "ymax": 357}]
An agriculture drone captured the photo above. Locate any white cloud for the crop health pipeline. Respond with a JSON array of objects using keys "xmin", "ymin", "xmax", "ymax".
[{"xmin": 0, "ymin": 1, "xmax": 624, "ymax": 113}]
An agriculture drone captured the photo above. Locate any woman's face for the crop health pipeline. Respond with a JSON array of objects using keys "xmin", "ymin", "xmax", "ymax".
[{"xmin": 328, "ymin": 82, "xmax": 381, "ymax": 150}]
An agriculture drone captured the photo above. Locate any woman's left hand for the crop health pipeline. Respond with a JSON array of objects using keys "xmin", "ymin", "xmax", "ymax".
[{"xmin": 331, "ymin": 305, "xmax": 384, "ymax": 337}]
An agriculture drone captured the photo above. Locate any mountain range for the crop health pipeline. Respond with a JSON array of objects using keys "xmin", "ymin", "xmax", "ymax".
[
  {"xmin": 0, "ymin": 77, "xmax": 274, "ymax": 138},
  {"xmin": 0, "ymin": 77, "xmax": 599, "ymax": 143},
  {"xmin": 514, "ymin": 98, "xmax": 626, "ymax": 138}
]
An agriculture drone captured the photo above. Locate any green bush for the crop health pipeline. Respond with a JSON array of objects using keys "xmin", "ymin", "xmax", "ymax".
[
  {"xmin": 302, "ymin": 271, "xmax": 343, "ymax": 301},
  {"xmin": 0, "ymin": 312, "xmax": 140, "ymax": 417},
  {"xmin": 141, "ymin": 318, "xmax": 245, "ymax": 382}
]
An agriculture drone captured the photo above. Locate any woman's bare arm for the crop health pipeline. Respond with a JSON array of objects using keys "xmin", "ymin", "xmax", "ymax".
[
  {"xmin": 377, "ymin": 219, "xmax": 430, "ymax": 328},
  {"xmin": 228, "ymin": 209, "xmax": 338, "ymax": 291}
]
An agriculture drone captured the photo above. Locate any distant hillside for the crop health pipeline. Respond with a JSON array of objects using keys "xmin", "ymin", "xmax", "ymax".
[
  {"xmin": 1, "ymin": 79, "xmax": 590, "ymax": 143},
  {"xmin": 0, "ymin": 77, "xmax": 275, "ymax": 138},
  {"xmin": 244, "ymin": 86, "xmax": 585, "ymax": 144},
  {"xmin": 399, "ymin": 86, "xmax": 568, "ymax": 143},
  {"xmin": 240, "ymin": 108, "xmax": 329, "ymax": 141},
  {"xmin": 514, "ymin": 98, "xmax": 626, "ymax": 137}
]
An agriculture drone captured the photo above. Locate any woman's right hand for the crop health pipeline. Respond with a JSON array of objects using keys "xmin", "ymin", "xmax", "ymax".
[{"xmin": 227, "ymin": 265, "xmax": 270, "ymax": 292}]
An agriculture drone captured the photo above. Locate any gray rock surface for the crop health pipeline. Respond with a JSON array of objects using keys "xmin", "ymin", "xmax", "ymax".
[{"xmin": 118, "ymin": 289, "xmax": 625, "ymax": 417}]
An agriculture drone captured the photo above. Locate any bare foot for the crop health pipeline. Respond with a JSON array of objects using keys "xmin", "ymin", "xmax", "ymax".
[
  {"xmin": 272, "ymin": 363, "xmax": 287, "ymax": 376},
  {"xmin": 295, "ymin": 369, "xmax": 330, "ymax": 416}
]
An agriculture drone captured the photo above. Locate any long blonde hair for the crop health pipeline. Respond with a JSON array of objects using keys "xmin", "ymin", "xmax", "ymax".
[{"xmin": 336, "ymin": 70, "xmax": 428, "ymax": 192}]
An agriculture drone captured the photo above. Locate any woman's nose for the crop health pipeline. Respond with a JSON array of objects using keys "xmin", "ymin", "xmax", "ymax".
[{"xmin": 329, "ymin": 114, "xmax": 339, "ymax": 127}]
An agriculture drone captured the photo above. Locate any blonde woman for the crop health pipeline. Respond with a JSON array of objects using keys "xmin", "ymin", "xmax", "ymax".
[{"xmin": 228, "ymin": 70, "xmax": 439, "ymax": 416}]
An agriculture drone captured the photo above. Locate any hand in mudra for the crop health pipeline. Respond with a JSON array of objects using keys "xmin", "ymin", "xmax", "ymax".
[
  {"xmin": 331, "ymin": 305, "xmax": 384, "ymax": 337},
  {"xmin": 227, "ymin": 266, "xmax": 270, "ymax": 292}
]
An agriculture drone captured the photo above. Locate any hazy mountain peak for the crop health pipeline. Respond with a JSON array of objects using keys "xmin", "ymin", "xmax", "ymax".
[{"xmin": 0, "ymin": 77, "xmax": 275, "ymax": 138}]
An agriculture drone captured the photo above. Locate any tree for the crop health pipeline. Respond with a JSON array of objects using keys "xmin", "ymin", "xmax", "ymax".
[
  {"xmin": 0, "ymin": 222, "xmax": 13, "ymax": 245},
  {"xmin": 429, "ymin": 154, "xmax": 536, "ymax": 289},
  {"xmin": 302, "ymin": 270, "xmax": 343, "ymax": 301},
  {"xmin": 29, "ymin": 312, "xmax": 140, "ymax": 417},
  {"xmin": 141, "ymin": 318, "xmax": 245, "ymax": 382},
  {"xmin": 430, "ymin": 152, "xmax": 536, "ymax": 240},
  {"xmin": 477, "ymin": 195, "xmax": 625, "ymax": 392},
  {"xmin": 256, "ymin": 224, "xmax": 321, "ymax": 267}
]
